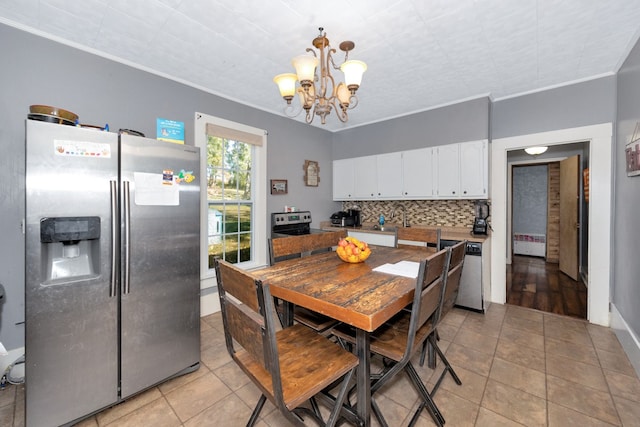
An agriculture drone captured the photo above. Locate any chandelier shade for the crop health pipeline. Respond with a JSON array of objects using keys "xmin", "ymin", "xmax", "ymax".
[
  {"xmin": 340, "ymin": 60, "xmax": 367, "ymax": 92},
  {"xmin": 273, "ymin": 73, "xmax": 297, "ymax": 101},
  {"xmin": 273, "ymin": 27, "xmax": 367, "ymax": 125},
  {"xmin": 291, "ymin": 55, "xmax": 319, "ymax": 85},
  {"xmin": 524, "ymin": 146, "xmax": 548, "ymax": 156}
]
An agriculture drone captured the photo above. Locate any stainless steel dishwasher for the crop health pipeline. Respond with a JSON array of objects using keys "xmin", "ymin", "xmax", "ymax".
[{"xmin": 440, "ymin": 240, "xmax": 484, "ymax": 313}]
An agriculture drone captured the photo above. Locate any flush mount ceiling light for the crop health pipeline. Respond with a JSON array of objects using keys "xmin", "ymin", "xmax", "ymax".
[
  {"xmin": 273, "ymin": 27, "xmax": 367, "ymax": 125},
  {"xmin": 524, "ymin": 146, "xmax": 548, "ymax": 156}
]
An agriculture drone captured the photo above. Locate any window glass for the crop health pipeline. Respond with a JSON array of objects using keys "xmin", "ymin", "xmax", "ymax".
[{"xmin": 206, "ymin": 136, "xmax": 253, "ymax": 266}]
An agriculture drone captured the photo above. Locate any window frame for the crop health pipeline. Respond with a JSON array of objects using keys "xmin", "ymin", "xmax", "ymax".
[{"xmin": 195, "ymin": 112, "xmax": 268, "ymax": 289}]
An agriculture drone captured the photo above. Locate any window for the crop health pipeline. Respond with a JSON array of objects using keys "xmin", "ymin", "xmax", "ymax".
[{"xmin": 195, "ymin": 113, "xmax": 267, "ymax": 285}]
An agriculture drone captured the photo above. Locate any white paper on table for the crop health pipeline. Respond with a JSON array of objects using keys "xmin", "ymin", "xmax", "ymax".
[{"xmin": 372, "ymin": 261, "xmax": 420, "ymax": 278}]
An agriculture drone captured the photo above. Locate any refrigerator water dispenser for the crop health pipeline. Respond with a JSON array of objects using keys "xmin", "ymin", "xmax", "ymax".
[{"xmin": 40, "ymin": 217, "xmax": 101, "ymax": 281}]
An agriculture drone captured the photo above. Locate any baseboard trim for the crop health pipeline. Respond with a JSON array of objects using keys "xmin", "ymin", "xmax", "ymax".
[
  {"xmin": 201, "ymin": 291, "xmax": 220, "ymax": 317},
  {"xmin": 610, "ymin": 303, "xmax": 640, "ymax": 378}
]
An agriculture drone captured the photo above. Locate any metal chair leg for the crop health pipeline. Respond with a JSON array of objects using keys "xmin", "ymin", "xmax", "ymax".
[
  {"xmin": 431, "ymin": 339, "xmax": 462, "ymax": 396},
  {"xmin": 405, "ymin": 363, "xmax": 445, "ymax": 426},
  {"xmin": 247, "ymin": 394, "xmax": 267, "ymax": 427},
  {"xmin": 326, "ymin": 367, "xmax": 359, "ymax": 427}
]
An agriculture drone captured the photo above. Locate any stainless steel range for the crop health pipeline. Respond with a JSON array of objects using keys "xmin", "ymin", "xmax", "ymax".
[{"xmin": 271, "ymin": 211, "xmax": 313, "ymax": 237}]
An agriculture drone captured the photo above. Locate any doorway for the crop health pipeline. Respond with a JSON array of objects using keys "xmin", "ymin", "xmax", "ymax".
[
  {"xmin": 506, "ymin": 148, "xmax": 588, "ymax": 318},
  {"xmin": 491, "ymin": 123, "xmax": 612, "ymax": 326}
]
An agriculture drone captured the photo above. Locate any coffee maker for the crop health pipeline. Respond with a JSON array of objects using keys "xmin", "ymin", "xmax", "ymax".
[
  {"xmin": 473, "ymin": 201, "xmax": 490, "ymax": 235},
  {"xmin": 347, "ymin": 208, "xmax": 362, "ymax": 227}
]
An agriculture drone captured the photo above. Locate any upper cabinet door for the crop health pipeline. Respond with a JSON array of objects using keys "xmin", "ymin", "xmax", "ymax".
[
  {"xmin": 333, "ymin": 158, "xmax": 355, "ymax": 200},
  {"xmin": 333, "ymin": 140, "xmax": 488, "ymax": 201},
  {"xmin": 402, "ymin": 148, "xmax": 435, "ymax": 198},
  {"xmin": 353, "ymin": 155, "xmax": 378, "ymax": 199},
  {"xmin": 435, "ymin": 144, "xmax": 460, "ymax": 198},
  {"xmin": 460, "ymin": 140, "xmax": 488, "ymax": 198},
  {"xmin": 376, "ymin": 152, "xmax": 403, "ymax": 199}
]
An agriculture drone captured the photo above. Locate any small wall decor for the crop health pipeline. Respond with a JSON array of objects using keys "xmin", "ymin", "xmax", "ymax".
[
  {"xmin": 626, "ymin": 122, "xmax": 640, "ymax": 177},
  {"xmin": 304, "ymin": 160, "xmax": 319, "ymax": 186},
  {"xmin": 270, "ymin": 179, "xmax": 288, "ymax": 195},
  {"xmin": 583, "ymin": 168, "xmax": 590, "ymax": 202}
]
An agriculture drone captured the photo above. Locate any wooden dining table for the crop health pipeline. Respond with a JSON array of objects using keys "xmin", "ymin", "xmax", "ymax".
[{"xmin": 252, "ymin": 245, "xmax": 427, "ymax": 426}]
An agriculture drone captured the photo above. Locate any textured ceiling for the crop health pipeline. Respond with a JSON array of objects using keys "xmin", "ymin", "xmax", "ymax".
[{"xmin": 2, "ymin": 0, "xmax": 640, "ymax": 132}]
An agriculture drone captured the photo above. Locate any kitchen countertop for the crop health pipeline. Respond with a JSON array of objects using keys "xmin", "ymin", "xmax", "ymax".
[{"xmin": 319, "ymin": 221, "xmax": 490, "ymax": 244}]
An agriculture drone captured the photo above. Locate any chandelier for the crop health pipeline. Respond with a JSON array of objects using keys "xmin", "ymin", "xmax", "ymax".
[{"xmin": 273, "ymin": 27, "xmax": 367, "ymax": 125}]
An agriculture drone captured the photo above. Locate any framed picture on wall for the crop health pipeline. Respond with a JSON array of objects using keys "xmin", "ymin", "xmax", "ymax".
[
  {"xmin": 270, "ymin": 179, "xmax": 288, "ymax": 195},
  {"xmin": 304, "ymin": 160, "xmax": 319, "ymax": 186}
]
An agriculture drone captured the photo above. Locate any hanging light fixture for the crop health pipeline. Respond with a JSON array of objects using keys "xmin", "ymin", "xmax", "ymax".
[
  {"xmin": 524, "ymin": 146, "xmax": 548, "ymax": 156},
  {"xmin": 273, "ymin": 27, "xmax": 367, "ymax": 125}
]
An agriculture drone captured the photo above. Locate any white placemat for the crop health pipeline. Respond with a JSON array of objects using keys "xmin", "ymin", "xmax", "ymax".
[{"xmin": 373, "ymin": 261, "xmax": 420, "ymax": 278}]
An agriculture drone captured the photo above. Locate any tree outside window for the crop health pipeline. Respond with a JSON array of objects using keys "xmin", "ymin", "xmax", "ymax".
[{"xmin": 207, "ymin": 135, "xmax": 253, "ymax": 266}]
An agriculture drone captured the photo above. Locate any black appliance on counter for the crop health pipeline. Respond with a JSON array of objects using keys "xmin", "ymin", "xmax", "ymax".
[
  {"xmin": 330, "ymin": 209, "xmax": 361, "ymax": 227},
  {"xmin": 271, "ymin": 211, "xmax": 314, "ymax": 237},
  {"xmin": 472, "ymin": 200, "xmax": 490, "ymax": 235}
]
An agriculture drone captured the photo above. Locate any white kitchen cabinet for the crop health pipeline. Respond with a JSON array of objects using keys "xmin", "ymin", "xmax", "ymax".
[
  {"xmin": 460, "ymin": 140, "xmax": 488, "ymax": 198},
  {"xmin": 332, "ymin": 158, "xmax": 355, "ymax": 200},
  {"xmin": 376, "ymin": 152, "xmax": 403, "ymax": 198},
  {"xmin": 434, "ymin": 140, "xmax": 488, "ymax": 199},
  {"xmin": 353, "ymin": 155, "xmax": 378, "ymax": 199},
  {"xmin": 332, "ymin": 140, "xmax": 488, "ymax": 201},
  {"xmin": 435, "ymin": 144, "xmax": 460, "ymax": 198},
  {"xmin": 402, "ymin": 147, "xmax": 435, "ymax": 198}
]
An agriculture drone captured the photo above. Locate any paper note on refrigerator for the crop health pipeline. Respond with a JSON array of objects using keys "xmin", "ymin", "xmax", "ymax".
[{"xmin": 134, "ymin": 172, "xmax": 179, "ymax": 206}]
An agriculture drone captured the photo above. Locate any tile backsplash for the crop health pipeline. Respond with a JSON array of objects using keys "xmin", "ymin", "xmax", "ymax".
[{"xmin": 342, "ymin": 200, "xmax": 479, "ymax": 228}]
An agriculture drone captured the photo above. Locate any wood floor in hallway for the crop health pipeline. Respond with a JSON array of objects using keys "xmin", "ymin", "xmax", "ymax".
[{"xmin": 506, "ymin": 255, "xmax": 587, "ymax": 319}]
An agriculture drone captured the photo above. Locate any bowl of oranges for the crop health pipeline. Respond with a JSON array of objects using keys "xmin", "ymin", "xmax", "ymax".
[{"xmin": 336, "ymin": 236, "xmax": 371, "ymax": 263}]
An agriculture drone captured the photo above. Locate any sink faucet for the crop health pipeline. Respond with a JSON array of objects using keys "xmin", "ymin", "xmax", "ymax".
[{"xmin": 391, "ymin": 205, "xmax": 409, "ymax": 227}]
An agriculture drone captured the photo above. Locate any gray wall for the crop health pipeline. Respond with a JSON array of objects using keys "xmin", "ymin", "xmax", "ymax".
[
  {"xmin": 492, "ymin": 76, "xmax": 617, "ymax": 140},
  {"xmin": 0, "ymin": 24, "xmax": 338, "ymax": 350},
  {"xmin": 332, "ymin": 97, "xmax": 490, "ymax": 159},
  {"xmin": 615, "ymin": 37, "xmax": 640, "ymax": 342},
  {"xmin": 512, "ymin": 165, "xmax": 548, "ymax": 236}
]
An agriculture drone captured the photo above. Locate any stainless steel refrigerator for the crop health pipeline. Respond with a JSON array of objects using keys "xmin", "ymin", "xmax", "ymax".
[{"xmin": 25, "ymin": 119, "xmax": 201, "ymax": 427}]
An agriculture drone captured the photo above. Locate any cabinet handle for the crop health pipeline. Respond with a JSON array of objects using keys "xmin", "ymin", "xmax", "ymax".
[{"xmin": 463, "ymin": 190, "xmax": 467, "ymax": 194}]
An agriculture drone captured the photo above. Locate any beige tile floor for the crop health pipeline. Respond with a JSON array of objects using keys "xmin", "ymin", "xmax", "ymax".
[{"xmin": 2, "ymin": 303, "xmax": 640, "ymax": 426}]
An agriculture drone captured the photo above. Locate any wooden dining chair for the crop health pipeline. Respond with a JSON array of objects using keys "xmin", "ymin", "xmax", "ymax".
[
  {"xmin": 214, "ymin": 258, "xmax": 359, "ymax": 427},
  {"xmin": 423, "ymin": 240, "xmax": 466, "ymax": 396},
  {"xmin": 396, "ymin": 227, "xmax": 441, "ymax": 365},
  {"xmin": 332, "ymin": 247, "xmax": 451, "ymax": 427},
  {"xmin": 268, "ymin": 230, "xmax": 347, "ymax": 332},
  {"xmin": 396, "ymin": 227, "xmax": 441, "ymax": 252}
]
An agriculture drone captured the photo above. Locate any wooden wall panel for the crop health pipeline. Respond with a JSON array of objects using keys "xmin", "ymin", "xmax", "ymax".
[{"xmin": 547, "ymin": 162, "xmax": 560, "ymax": 263}]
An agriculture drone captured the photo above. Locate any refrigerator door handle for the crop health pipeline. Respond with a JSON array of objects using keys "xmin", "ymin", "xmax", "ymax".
[
  {"xmin": 110, "ymin": 180, "xmax": 118, "ymax": 298},
  {"xmin": 123, "ymin": 180, "xmax": 131, "ymax": 295}
]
